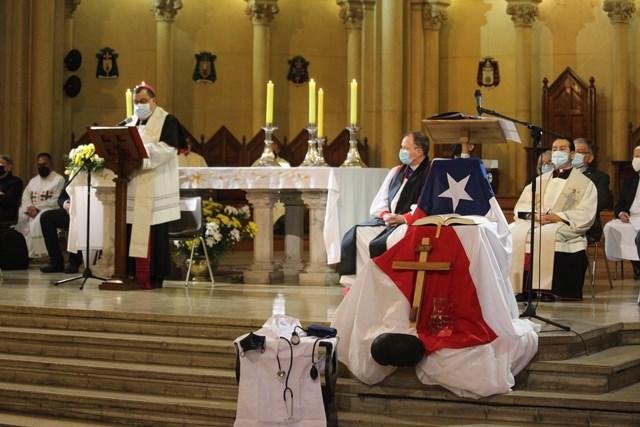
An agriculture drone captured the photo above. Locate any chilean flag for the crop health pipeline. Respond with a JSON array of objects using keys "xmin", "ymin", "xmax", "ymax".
[
  {"xmin": 332, "ymin": 158, "xmax": 538, "ymax": 398},
  {"xmin": 411, "ymin": 157, "xmax": 499, "ymax": 222}
]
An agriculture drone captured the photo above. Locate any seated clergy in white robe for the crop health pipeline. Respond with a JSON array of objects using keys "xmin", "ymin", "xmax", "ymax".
[
  {"xmin": 337, "ymin": 131, "xmax": 430, "ymax": 286},
  {"xmin": 124, "ymin": 82, "xmax": 187, "ymax": 289},
  {"xmin": 510, "ymin": 139, "xmax": 597, "ymax": 301},
  {"xmin": 15, "ymin": 152, "xmax": 65, "ymax": 257},
  {"xmin": 603, "ymin": 145, "xmax": 640, "ymax": 276},
  {"xmin": 332, "ymin": 157, "xmax": 539, "ymax": 398}
]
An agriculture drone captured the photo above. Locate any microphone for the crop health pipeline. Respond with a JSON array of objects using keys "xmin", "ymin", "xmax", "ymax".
[
  {"xmin": 474, "ymin": 89, "xmax": 483, "ymax": 115},
  {"xmin": 116, "ymin": 117, "xmax": 134, "ymax": 126}
]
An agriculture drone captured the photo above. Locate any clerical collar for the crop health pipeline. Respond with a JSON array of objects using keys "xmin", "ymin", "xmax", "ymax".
[{"xmin": 552, "ymin": 168, "xmax": 572, "ymax": 179}]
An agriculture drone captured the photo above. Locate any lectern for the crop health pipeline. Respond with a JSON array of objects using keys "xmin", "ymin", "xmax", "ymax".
[
  {"xmin": 87, "ymin": 126, "xmax": 147, "ymax": 290},
  {"xmin": 423, "ymin": 116, "xmax": 521, "ymax": 151}
]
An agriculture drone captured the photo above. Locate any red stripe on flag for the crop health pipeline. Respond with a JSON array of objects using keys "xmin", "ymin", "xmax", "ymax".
[{"xmin": 374, "ymin": 226, "xmax": 496, "ymax": 353}]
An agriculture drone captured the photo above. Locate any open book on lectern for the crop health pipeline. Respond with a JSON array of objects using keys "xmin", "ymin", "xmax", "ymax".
[{"xmin": 422, "ymin": 112, "xmax": 521, "ymax": 145}]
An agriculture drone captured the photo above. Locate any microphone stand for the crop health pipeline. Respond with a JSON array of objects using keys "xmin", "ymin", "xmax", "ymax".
[
  {"xmin": 477, "ymin": 104, "xmax": 570, "ymax": 331},
  {"xmin": 54, "ymin": 162, "xmax": 106, "ymax": 290}
]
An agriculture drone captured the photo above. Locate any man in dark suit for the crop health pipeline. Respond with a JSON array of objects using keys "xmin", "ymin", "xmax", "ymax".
[
  {"xmin": 603, "ymin": 146, "xmax": 640, "ymax": 278},
  {"xmin": 39, "ymin": 189, "xmax": 83, "ymax": 273},
  {"xmin": 573, "ymin": 138, "xmax": 613, "ymax": 243}
]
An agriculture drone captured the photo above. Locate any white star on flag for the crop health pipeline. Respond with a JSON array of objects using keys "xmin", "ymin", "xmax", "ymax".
[{"xmin": 438, "ymin": 173, "xmax": 473, "ymax": 211}]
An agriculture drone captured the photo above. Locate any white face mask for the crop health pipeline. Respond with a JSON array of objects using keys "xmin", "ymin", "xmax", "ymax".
[
  {"xmin": 540, "ymin": 163, "xmax": 554, "ymax": 175},
  {"xmin": 632, "ymin": 157, "xmax": 640, "ymax": 172},
  {"xmin": 551, "ymin": 150, "xmax": 570, "ymax": 168},
  {"xmin": 135, "ymin": 103, "xmax": 152, "ymax": 120},
  {"xmin": 571, "ymin": 152, "xmax": 586, "ymax": 170}
]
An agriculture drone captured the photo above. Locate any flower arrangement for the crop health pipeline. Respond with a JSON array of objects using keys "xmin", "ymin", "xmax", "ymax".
[
  {"xmin": 175, "ymin": 199, "xmax": 258, "ymax": 262},
  {"xmin": 64, "ymin": 143, "xmax": 106, "ymax": 175}
]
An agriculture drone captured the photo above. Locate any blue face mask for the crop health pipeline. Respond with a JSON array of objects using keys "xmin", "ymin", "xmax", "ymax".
[
  {"xmin": 399, "ymin": 149, "xmax": 411, "ymax": 165},
  {"xmin": 571, "ymin": 153, "xmax": 586, "ymax": 170},
  {"xmin": 540, "ymin": 163, "xmax": 554, "ymax": 175},
  {"xmin": 134, "ymin": 103, "xmax": 152, "ymax": 120},
  {"xmin": 551, "ymin": 150, "xmax": 569, "ymax": 168}
]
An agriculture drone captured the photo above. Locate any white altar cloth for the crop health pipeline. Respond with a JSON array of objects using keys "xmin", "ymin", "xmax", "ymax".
[{"xmin": 179, "ymin": 167, "xmax": 389, "ymax": 264}]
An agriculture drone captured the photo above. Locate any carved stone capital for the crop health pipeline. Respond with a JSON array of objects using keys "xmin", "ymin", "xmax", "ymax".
[
  {"xmin": 603, "ymin": 0, "xmax": 636, "ymax": 24},
  {"xmin": 505, "ymin": 0, "xmax": 541, "ymax": 27},
  {"xmin": 64, "ymin": 0, "xmax": 81, "ymax": 19},
  {"xmin": 151, "ymin": 0, "xmax": 183, "ymax": 22},
  {"xmin": 422, "ymin": 1, "xmax": 450, "ymax": 31},
  {"xmin": 337, "ymin": 1, "xmax": 364, "ymax": 30},
  {"xmin": 245, "ymin": 0, "xmax": 279, "ymax": 25}
]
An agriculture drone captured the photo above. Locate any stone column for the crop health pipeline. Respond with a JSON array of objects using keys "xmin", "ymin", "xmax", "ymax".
[
  {"xmin": 63, "ymin": 0, "xmax": 81, "ymax": 150},
  {"xmin": 245, "ymin": 190, "xmax": 283, "ymax": 284},
  {"xmin": 299, "ymin": 190, "xmax": 338, "ymax": 285},
  {"xmin": 279, "ymin": 190, "xmax": 305, "ymax": 282},
  {"xmin": 246, "ymin": 0, "xmax": 279, "ymax": 132},
  {"xmin": 360, "ymin": 0, "xmax": 377, "ymax": 155},
  {"xmin": 1, "ymin": 1, "xmax": 30, "ymax": 178},
  {"xmin": 29, "ymin": 0, "xmax": 56, "ymax": 160},
  {"xmin": 380, "ymin": 0, "xmax": 404, "ymax": 167},
  {"xmin": 506, "ymin": 0, "xmax": 540, "ymax": 194},
  {"xmin": 423, "ymin": 0, "xmax": 450, "ymax": 159},
  {"xmin": 409, "ymin": 1, "xmax": 424, "ymax": 130},
  {"xmin": 603, "ymin": 0, "xmax": 636, "ymax": 160},
  {"xmin": 338, "ymin": 1, "xmax": 364, "ymax": 113},
  {"xmin": 152, "ymin": 0, "xmax": 182, "ymax": 112}
]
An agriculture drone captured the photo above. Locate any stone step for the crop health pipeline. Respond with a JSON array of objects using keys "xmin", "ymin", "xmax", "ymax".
[
  {"xmin": 0, "ymin": 381, "xmax": 237, "ymax": 427},
  {"xmin": 525, "ymin": 345, "xmax": 640, "ymax": 393},
  {"xmin": 0, "ymin": 304, "xmax": 263, "ymax": 340},
  {"xmin": 0, "ymin": 353, "xmax": 238, "ymax": 400},
  {"xmin": 335, "ymin": 381, "xmax": 640, "ymax": 427},
  {"xmin": 0, "ymin": 326, "xmax": 236, "ymax": 369}
]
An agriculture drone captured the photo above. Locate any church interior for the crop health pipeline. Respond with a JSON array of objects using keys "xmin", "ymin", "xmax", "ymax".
[{"xmin": 1, "ymin": 0, "xmax": 640, "ymax": 426}]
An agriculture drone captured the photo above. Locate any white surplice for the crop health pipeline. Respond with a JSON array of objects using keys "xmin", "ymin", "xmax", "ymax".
[
  {"xmin": 125, "ymin": 106, "xmax": 180, "ymax": 257},
  {"xmin": 510, "ymin": 169, "xmax": 597, "ymax": 292},
  {"xmin": 14, "ymin": 171, "xmax": 65, "ymax": 257}
]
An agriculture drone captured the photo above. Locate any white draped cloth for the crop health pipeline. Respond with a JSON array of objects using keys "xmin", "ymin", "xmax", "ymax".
[
  {"xmin": 14, "ymin": 171, "xmax": 65, "ymax": 257},
  {"xmin": 332, "ymin": 223, "xmax": 539, "ymax": 399},
  {"xmin": 510, "ymin": 169, "xmax": 597, "ymax": 292}
]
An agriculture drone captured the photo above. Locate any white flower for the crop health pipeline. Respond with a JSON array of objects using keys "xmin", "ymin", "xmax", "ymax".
[
  {"xmin": 224, "ymin": 205, "xmax": 238, "ymax": 215},
  {"xmin": 230, "ymin": 228, "xmax": 241, "ymax": 242},
  {"xmin": 239, "ymin": 205, "xmax": 251, "ymax": 217}
]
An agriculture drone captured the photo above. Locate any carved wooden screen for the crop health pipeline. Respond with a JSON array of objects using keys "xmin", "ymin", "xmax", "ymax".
[
  {"xmin": 203, "ymin": 126, "xmax": 244, "ymax": 166},
  {"xmin": 542, "ymin": 67, "xmax": 596, "ymax": 148},
  {"xmin": 324, "ymin": 129, "xmax": 369, "ymax": 167}
]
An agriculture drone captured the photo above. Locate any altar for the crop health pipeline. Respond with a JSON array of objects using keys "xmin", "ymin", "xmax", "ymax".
[{"xmin": 179, "ymin": 167, "xmax": 389, "ymax": 284}]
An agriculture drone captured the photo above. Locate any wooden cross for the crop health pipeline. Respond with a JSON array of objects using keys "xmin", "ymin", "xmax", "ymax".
[{"xmin": 391, "ymin": 237, "xmax": 451, "ymax": 326}]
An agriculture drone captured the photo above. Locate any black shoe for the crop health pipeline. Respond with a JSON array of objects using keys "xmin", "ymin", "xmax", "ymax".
[
  {"xmin": 370, "ymin": 333, "xmax": 425, "ymax": 367},
  {"xmin": 539, "ymin": 293, "xmax": 556, "ymax": 303},
  {"xmin": 40, "ymin": 264, "xmax": 64, "ymax": 273},
  {"xmin": 64, "ymin": 264, "xmax": 80, "ymax": 274},
  {"xmin": 515, "ymin": 292, "xmax": 529, "ymax": 302}
]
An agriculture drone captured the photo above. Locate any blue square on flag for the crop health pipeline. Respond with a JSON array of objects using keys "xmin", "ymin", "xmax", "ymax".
[{"xmin": 419, "ymin": 158, "xmax": 494, "ymax": 216}]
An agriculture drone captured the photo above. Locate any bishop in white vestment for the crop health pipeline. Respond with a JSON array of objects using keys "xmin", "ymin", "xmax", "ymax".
[
  {"xmin": 124, "ymin": 82, "xmax": 187, "ymax": 289},
  {"xmin": 510, "ymin": 139, "xmax": 597, "ymax": 300}
]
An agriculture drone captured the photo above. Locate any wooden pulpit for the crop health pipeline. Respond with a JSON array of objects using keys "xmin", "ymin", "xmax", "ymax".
[{"xmin": 88, "ymin": 126, "xmax": 147, "ymax": 291}]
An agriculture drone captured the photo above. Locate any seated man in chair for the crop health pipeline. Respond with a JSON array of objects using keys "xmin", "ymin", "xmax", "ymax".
[
  {"xmin": 337, "ymin": 131, "xmax": 430, "ymax": 286},
  {"xmin": 510, "ymin": 138, "xmax": 597, "ymax": 301},
  {"xmin": 39, "ymin": 189, "xmax": 83, "ymax": 273},
  {"xmin": 603, "ymin": 145, "xmax": 640, "ymax": 278}
]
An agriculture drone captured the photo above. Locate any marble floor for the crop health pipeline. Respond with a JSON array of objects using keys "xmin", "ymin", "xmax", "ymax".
[{"xmin": 0, "ymin": 264, "xmax": 638, "ymax": 329}]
